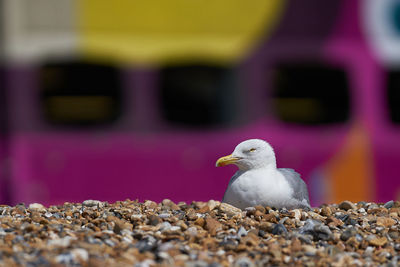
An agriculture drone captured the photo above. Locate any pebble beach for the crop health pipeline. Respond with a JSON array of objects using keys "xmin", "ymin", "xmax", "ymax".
[{"xmin": 0, "ymin": 199, "xmax": 399, "ymax": 266}]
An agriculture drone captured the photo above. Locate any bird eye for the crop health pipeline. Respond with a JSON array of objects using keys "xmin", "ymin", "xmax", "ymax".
[{"xmin": 249, "ymin": 148, "xmax": 256, "ymax": 152}]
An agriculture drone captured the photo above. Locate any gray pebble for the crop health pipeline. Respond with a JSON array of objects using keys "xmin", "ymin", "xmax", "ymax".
[
  {"xmin": 26, "ymin": 256, "xmax": 50, "ymax": 267},
  {"xmin": 237, "ymin": 226, "xmax": 247, "ymax": 237},
  {"xmin": 383, "ymin": 200, "xmax": 394, "ymax": 209},
  {"xmin": 104, "ymin": 239, "xmax": 116, "ymax": 247},
  {"xmin": 208, "ymin": 263, "xmax": 223, "ymax": 267},
  {"xmin": 340, "ymin": 227, "xmax": 357, "ymax": 241},
  {"xmin": 299, "ymin": 219, "xmax": 332, "ymax": 241},
  {"xmin": 298, "ymin": 234, "xmax": 313, "ymax": 244},
  {"xmin": 135, "ymin": 236, "xmax": 157, "ymax": 253},
  {"xmin": 271, "ymin": 223, "xmax": 287, "ymax": 236},
  {"xmin": 233, "ymin": 257, "xmax": 255, "ymax": 267},
  {"xmin": 356, "ymin": 234, "xmax": 363, "ymax": 242},
  {"xmin": 158, "ymin": 213, "xmax": 171, "ymax": 219},
  {"xmin": 159, "ymin": 222, "xmax": 172, "ymax": 232},
  {"xmin": 185, "ymin": 260, "xmax": 209, "ymax": 267}
]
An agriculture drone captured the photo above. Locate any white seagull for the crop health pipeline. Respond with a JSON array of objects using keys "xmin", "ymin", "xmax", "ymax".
[{"xmin": 216, "ymin": 139, "xmax": 310, "ymax": 210}]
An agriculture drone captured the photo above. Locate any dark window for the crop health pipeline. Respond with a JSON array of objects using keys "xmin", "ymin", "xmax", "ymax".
[
  {"xmin": 40, "ymin": 62, "xmax": 122, "ymax": 126},
  {"xmin": 160, "ymin": 65, "xmax": 234, "ymax": 127},
  {"xmin": 388, "ymin": 70, "xmax": 400, "ymax": 123},
  {"xmin": 271, "ymin": 63, "xmax": 350, "ymax": 125}
]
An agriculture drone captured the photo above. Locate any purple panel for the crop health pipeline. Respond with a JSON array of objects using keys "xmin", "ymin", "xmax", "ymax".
[{"xmin": 0, "ymin": 66, "xmax": 9, "ymax": 204}]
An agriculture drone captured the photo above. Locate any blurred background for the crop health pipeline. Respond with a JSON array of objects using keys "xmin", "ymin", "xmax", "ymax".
[{"xmin": 0, "ymin": 0, "xmax": 399, "ymax": 206}]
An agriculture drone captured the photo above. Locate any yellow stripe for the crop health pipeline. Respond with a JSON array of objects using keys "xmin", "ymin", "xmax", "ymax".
[{"xmin": 77, "ymin": 0, "xmax": 286, "ymax": 65}]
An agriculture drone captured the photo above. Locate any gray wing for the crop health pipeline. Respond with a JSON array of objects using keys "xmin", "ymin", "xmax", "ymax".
[{"xmin": 278, "ymin": 168, "xmax": 310, "ymax": 208}]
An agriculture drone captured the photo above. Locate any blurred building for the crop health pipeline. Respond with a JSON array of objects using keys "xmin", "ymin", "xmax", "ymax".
[{"xmin": 0, "ymin": 0, "xmax": 399, "ymax": 206}]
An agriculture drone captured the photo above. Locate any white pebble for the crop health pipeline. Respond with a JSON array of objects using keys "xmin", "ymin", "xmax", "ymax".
[
  {"xmin": 71, "ymin": 248, "xmax": 89, "ymax": 262},
  {"xmin": 29, "ymin": 203, "xmax": 45, "ymax": 211}
]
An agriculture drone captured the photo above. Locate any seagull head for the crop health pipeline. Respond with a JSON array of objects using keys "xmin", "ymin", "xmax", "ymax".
[{"xmin": 216, "ymin": 139, "xmax": 276, "ymax": 170}]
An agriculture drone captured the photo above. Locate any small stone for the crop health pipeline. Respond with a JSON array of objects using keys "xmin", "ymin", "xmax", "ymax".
[
  {"xmin": 240, "ymin": 233, "xmax": 259, "ymax": 247},
  {"xmin": 263, "ymin": 213, "xmax": 278, "ymax": 223},
  {"xmin": 388, "ymin": 229, "xmax": 399, "ymax": 240},
  {"xmin": 368, "ymin": 236, "xmax": 388, "ymax": 247},
  {"xmin": 70, "ymin": 248, "xmax": 89, "ymax": 262},
  {"xmin": 48, "ymin": 236, "xmax": 74, "ymax": 247},
  {"xmin": 148, "ymin": 215, "xmax": 162, "ymax": 226},
  {"xmin": 207, "ymin": 200, "xmax": 220, "ymax": 211},
  {"xmin": 291, "ymin": 209, "xmax": 302, "ymax": 220},
  {"xmin": 237, "ymin": 226, "xmax": 247, "ymax": 237},
  {"xmin": 194, "ymin": 217, "xmax": 205, "ymax": 227},
  {"xmin": 197, "ymin": 205, "xmax": 210, "ymax": 213},
  {"xmin": 327, "ymin": 216, "xmax": 344, "ymax": 227},
  {"xmin": 82, "ymin": 200, "xmax": 104, "ymax": 208},
  {"xmin": 161, "ymin": 199, "xmax": 175, "ymax": 207},
  {"xmin": 271, "ymin": 223, "xmax": 287, "ymax": 236},
  {"xmin": 144, "ymin": 200, "xmax": 158, "ymax": 209},
  {"xmin": 346, "ymin": 236, "xmax": 360, "ymax": 248},
  {"xmin": 291, "ymin": 238, "xmax": 302, "ymax": 252},
  {"xmin": 159, "ymin": 222, "xmax": 172, "ymax": 232},
  {"xmin": 259, "ymin": 222, "xmax": 273, "ymax": 232},
  {"xmin": 186, "ymin": 227, "xmax": 198, "ymax": 237},
  {"xmin": 233, "ymin": 257, "xmax": 255, "ymax": 267},
  {"xmin": 28, "ymin": 203, "xmax": 46, "ymax": 212},
  {"xmin": 299, "ymin": 219, "xmax": 332, "ymax": 241},
  {"xmin": 219, "ymin": 203, "xmax": 242, "ymax": 217},
  {"xmin": 186, "ymin": 261, "xmax": 209, "ymax": 267},
  {"xmin": 376, "ymin": 217, "xmax": 396, "ymax": 227},
  {"xmin": 56, "ymin": 253, "xmax": 74, "ymax": 265},
  {"xmin": 340, "ymin": 227, "xmax": 358, "ymax": 241},
  {"xmin": 383, "ymin": 200, "xmax": 394, "ymax": 209},
  {"xmin": 363, "ymin": 246, "xmax": 374, "ymax": 257},
  {"xmin": 204, "ymin": 217, "xmax": 222, "ymax": 236},
  {"xmin": 158, "ymin": 213, "xmax": 171, "ymax": 219},
  {"xmin": 303, "ymin": 245, "xmax": 317, "ymax": 256},
  {"xmin": 135, "ymin": 236, "xmax": 157, "ymax": 252},
  {"xmin": 254, "ymin": 205, "xmax": 266, "ymax": 213},
  {"xmin": 339, "ymin": 201, "xmax": 357, "ymax": 211},
  {"xmin": 220, "ymin": 239, "xmax": 238, "ymax": 250},
  {"xmin": 308, "ymin": 211, "xmax": 325, "ymax": 220},
  {"xmin": 321, "ymin": 206, "xmax": 332, "ymax": 216},
  {"xmin": 245, "ymin": 207, "xmax": 256, "ymax": 216}
]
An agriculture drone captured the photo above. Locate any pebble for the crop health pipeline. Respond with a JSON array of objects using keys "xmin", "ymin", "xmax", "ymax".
[
  {"xmin": 219, "ymin": 203, "xmax": 242, "ymax": 217},
  {"xmin": 368, "ymin": 236, "xmax": 388, "ymax": 247},
  {"xmin": 271, "ymin": 223, "xmax": 288, "ymax": 236},
  {"xmin": 70, "ymin": 248, "xmax": 89, "ymax": 262},
  {"xmin": 233, "ymin": 257, "xmax": 255, "ymax": 267},
  {"xmin": 0, "ymin": 200, "xmax": 397, "ymax": 266},
  {"xmin": 237, "ymin": 226, "xmax": 247, "ymax": 237},
  {"xmin": 28, "ymin": 203, "xmax": 46, "ymax": 211},
  {"xmin": 384, "ymin": 200, "xmax": 394, "ymax": 209},
  {"xmin": 82, "ymin": 199, "xmax": 105, "ymax": 208},
  {"xmin": 340, "ymin": 227, "xmax": 358, "ymax": 241},
  {"xmin": 299, "ymin": 219, "xmax": 333, "ymax": 241},
  {"xmin": 158, "ymin": 213, "xmax": 171, "ymax": 219},
  {"xmin": 376, "ymin": 217, "xmax": 396, "ymax": 227},
  {"xmin": 339, "ymin": 200, "xmax": 357, "ymax": 211}
]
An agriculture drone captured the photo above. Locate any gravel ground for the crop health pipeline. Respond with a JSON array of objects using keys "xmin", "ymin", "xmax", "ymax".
[{"xmin": 0, "ymin": 199, "xmax": 399, "ymax": 267}]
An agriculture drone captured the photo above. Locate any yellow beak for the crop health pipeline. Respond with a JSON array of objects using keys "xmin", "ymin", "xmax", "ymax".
[{"xmin": 215, "ymin": 154, "xmax": 241, "ymax": 167}]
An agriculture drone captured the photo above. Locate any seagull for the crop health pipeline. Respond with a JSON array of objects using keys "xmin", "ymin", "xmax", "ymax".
[{"xmin": 216, "ymin": 139, "xmax": 310, "ymax": 210}]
